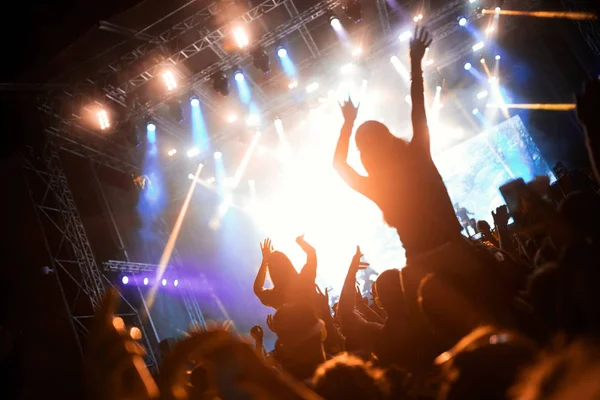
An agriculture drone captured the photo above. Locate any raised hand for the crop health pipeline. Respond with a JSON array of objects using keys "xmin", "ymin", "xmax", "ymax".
[
  {"xmin": 492, "ymin": 205, "xmax": 510, "ymax": 229},
  {"xmin": 266, "ymin": 314, "xmax": 275, "ymax": 333},
  {"xmin": 260, "ymin": 238, "xmax": 273, "ymax": 261},
  {"xmin": 350, "ymin": 246, "xmax": 370, "ymax": 272},
  {"xmin": 85, "ymin": 288, "xmax": 159, "ymax": 400},
  {"xmin": 250, "ymin": 325, "xmax": 264, "ymax": 343},
  {"xmin": 576, "ymin": 78, "xmax": 600, "ymax": 129},
  {"xmin": 338, "ymin": 94, "xmax": 359, "ymax": 125},
  {"xmin": 315, "ymin": 284, "xmax": 330, "ymax": 314},
  {"xmin": 410, "ymin": 26, "xmax": 433, "ymax": 65}
]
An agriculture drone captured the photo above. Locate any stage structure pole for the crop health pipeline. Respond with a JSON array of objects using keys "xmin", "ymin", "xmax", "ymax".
[{"xmin": 90, "ymin": 162, "xmax": 161, "ymax": 369}]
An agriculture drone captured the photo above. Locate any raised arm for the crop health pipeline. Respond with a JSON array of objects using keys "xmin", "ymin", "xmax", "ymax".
[
  {"xmin": 333, "ymin": 98, "xmax": 371, "ymax": 197},
  {"xmin": 409, "ymin": 26, "xmax": 433, "ymax": 153},
  {"xmin": 253, "ymin": 238, "xmax": 272, "ymax": 297},
  {"xmin": 297, "ymin": 235, "xmax": 317, "ymax": 284}
]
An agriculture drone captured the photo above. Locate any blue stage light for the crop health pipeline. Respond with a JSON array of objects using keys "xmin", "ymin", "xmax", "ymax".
[
  {"xmin": 174, "ymin": 279, "xmax": 179, "ymax": 287},
  {"xmin": 277, "ymin": 47, "xmax": 288, "ymax": 58},
  {"xmin": 143, "ymin": 277, "xmax": 149, "ymax": 286},
  {"xmin": 464, "ymin": 62, "xmax": 472, "ymax": 70},
  {"xmin": 122, "ymin": 276, "xmax": 129, "ymax": 284},
  {"xmin": 190, "ymin": 97, "xmax": 200, "ymax": 107},
  {"xmin": 147, "ymin": 122, "xmax": 156, "ymax": 131},
  {"xmin": 161, "ymin": 278, "xmax": 167, "ymax": 286},
  {"xmin": 234, "ymin": 71, "xmax": 245, "ymax": 82},
  {"xmin": 214, "ymin": 151, "xmax": 222, "ymax": 159},
  {"xmin": 459, "ymin": 17, "xmax": 467, "ymax": 26}
]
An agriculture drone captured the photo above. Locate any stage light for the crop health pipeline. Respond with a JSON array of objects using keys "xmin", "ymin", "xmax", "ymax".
[
  {"xmin": 341, "ymin": 63, "xmax": 355, "ymax": 74},
  {"xmin": 187, "ymin": 147, "xmax": 200, "ymax": 158},
  {"xmin": 424, "ymin": 59, "xmax": 434, "ymax": 66},
  {"xmin": 472, "ymin": 41, "xmax": 485, "ymax": 52},
  {"xmin": 436, "ymin": 85, "xmax": 442, "ymax": 92},
  {"xmin": 418, "ymin": 13, "xmax": 423, "ymax": 20},
  {"xmin": 147, "ymin": 122, "xmax": 156, "ymax": 131},
  {"xmin": 168, "ymin": 148, "xmax": 177, "ymax": 156},
  {"xmin": 143, "ymin": 277, "xmax": 149, "ymax": 286},
  {"xmin": 486, "ymin": 27, "xmax": 495, "ymax": 34},
  {"xmin": 399, "ymin": 30, "xmax": 412, "ymax": 42},
  {"xmin": 232, "ymin": 26, "xmax": 249, "ymax": 48},
  {"xmin": 226, "ymin": 114, "xmax": 238, "ymax": 123},
  {"xmin": 495, "ymin": 54, "xmax": 501, "ymax": 60},
  {"xmin": 495, "ymin": 7, "xmax": 501, "ymax": 13},
  {"xmin": 234, "ymin": 70, "xmax": 245, "ymax": 82},
  {"xmin": 190, "ymin": 97, "xmax": 200, "ymax": 107},
  {"xmin": 161, "ymin": 278, "xmax": 167, "ymax": 286},
  {"xmin": 251, "ymin": 48, "xmax": 270, "ymax": 74},
  {"xmin": 344, "ymin": 0, "xmax": 362, "ymax": 23},
  {"xmin": 188, "ymin": 173, "xmax": 194, "ymax": 180},
  {"xmin": 214, "ymin": 151, "xmax": 222, "ymax": 159},
  {"xmin": 288, "ymin": 80, "xmax": 298, "ymax": 89},
  {"xmin": 480, "ymin": 58, "xmax": 486, "ymax": 64},
  {"xmin": 329, "ymin": 14, "xmax": 342, "ymax": 31},
  {"xmin": 489, "ymin": 76, "xmax": 498, "ymax": 85},
  {"xmin": 472, "ymin": 108, "xmax": 479, "ymax": 115},
  {"xmin": 413, "ymin": 16, "xmax": 419, "ymax": 22},
  {"xmin": 247, "ymin": 113, "xmax": 260, "ymax": 126},
  {"xmin": 470, "ymin": 0, "xmax": 477, "ymax": 3},
  {"xmin": 122, "ymin": 276, "xmax": 129, "ymax": 285},
  {"xmin": 477, "ymin": 90, "xmax": 489, "ymax": 99},
  {"xmin": 459, "ymin": 17, "xmax": 467, "ymax": 26},
  {"xmin": 174, "ymin": 279, "xmax": 179, "ymax": 287},
  {"xmin": 464, "ymin": 62, "xmax": 472, "ymax": 70},
  {"xmin": 306, "ymin": 82, "xmax": 320, "ymax": 93},
  {"xmin": 162, "ymin": 70, "xmax": 177, "ymax": 91},
  {"xmin": 352, "ymin": 47, "xmax": 362, "ymax": 57},
  {"xmin": 277, "ymin": 47, "xmax": 288, "ymax": 58},
  {"xmin": 212, "ymin": 71, "xmax": 230, "ymax": 96},
  {"xmin": 97, "ymin": 109, "xmax": 110, "ymax": 130}
]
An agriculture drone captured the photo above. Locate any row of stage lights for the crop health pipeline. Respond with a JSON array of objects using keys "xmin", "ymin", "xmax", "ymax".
[
  {"xmin": 121, "ymin": 275, "xmax": 179, "ymax": 287},
  {"xmin": 95, "ymin": 1, "xmax": 363, "ymax": 130}
]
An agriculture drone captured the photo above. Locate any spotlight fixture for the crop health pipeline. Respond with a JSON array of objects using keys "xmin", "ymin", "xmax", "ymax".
[
  {"xmin": 344, "ymin": 0, "xmax": 362, "ymax": 23},
  {"xmin": 472, "ymin": 41, "xmax": 485, "ymax": 52},
  {"xmin": 232, "ymin": 26, "xmax": 249, "ymax": 48},
  {"xmin": 464, "ymin": 62, "xmax": 472, "ymax": 70},
  {"xmin": 495, "ymin": 7, "xmax": 501, "ymax": 13},
  {"xmin": 495, "ymin": 54, "xmax": 501, "ymax": 60},
  {"xmin": 214, "ymin": 151, "xmax": 222, "ymax": 159},
  {"xmin": 168, "ymin": 149, "xmax": 177, "ymax": 156},
  {"xmin": 97, "ymin": 109, "xmax": 110, "ymax": 130},
  {"xmin": 161, "ymin": 278, "xmax": 167, "ymax": 286},
  {"xmin": 328, "ymin": 11, "xmax": 342, "ymax": 31},
  {"xmin": 147, "ymin": 122, "xmax": 156, "ymax": 131},
  {"xmin": 458, "ymin": 17, "xmax": 467, "ymax": 26},
  {"xmin": 212, "ymin": 71, "xmax": 230, "ymax": 96},
  {"xmin": 162, "ymin": 70, "xmax": 177, "ymax": 91},
  {"xmin": 234, "ymin": 70, "xmax": 245, "ymax": 82},
  {"xmin": 277, "ymin": 47, "xmax": 288, "ymax": 58},
  {"xmin": 399, "ymin": 30, "xmax": 413, "ymax": 42},
  {"xmin": 143, "ymin": 277, "xmax": 149, "ymax": 286},
  {"xmin": 472, "ymin": 108, "xmax": 479, "ymax": 115},
  {"xmin": 122, "ymin": 276, "xmax": 129, "ymax": 285},
  {"xmin": 190, "ymin": 97, "xmax": 200, "ymax": 107},
  {"xmin": 174, "ymin": 279, "xmax": 179, "ymax": 287},
  {"xmin": 251, "ymin": 48, "xmax": 270, "ymax": 74},
  {"xmin": 187, "ymin": 147, "xmax": 200, "ymax": 158}
]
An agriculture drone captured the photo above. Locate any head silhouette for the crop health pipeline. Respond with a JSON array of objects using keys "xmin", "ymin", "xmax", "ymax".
[
  {"xmin": 373, "ymin": 269, "xmax": 405, "ymax": 316},
  {"xmin": 267, "ymin": 251, "xmax": 298, "ymax": 289},
  {"xmin": 477, "ymin": 220, "xmax": 492, "ymax": 235},
  {"xmin": 355, "ymin": 120, "xmax": 406, "ymax": 175}
]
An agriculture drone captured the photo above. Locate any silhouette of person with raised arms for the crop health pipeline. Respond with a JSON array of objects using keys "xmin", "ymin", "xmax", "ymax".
[{"xmin": 332, "ymin": 26, "xmax": 462, "ymax": 261}]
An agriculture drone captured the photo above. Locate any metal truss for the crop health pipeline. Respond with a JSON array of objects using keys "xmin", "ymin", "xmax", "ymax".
[
  {"xmin": 284, "ymin": 0, "xmax": 322, "ymax": 58},
  {"xmin": 374, "ymin": 0, "xmax": 391, "ymax": 36},
  {"xmin": 104, "ymin": 259, "xmax": 207, "ymax": 331},
  {"xmin": 149, "ymin": 0, "xmax": 342, "ymax": 115}
]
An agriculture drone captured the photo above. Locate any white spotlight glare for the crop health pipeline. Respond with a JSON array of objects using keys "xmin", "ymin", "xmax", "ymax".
[
  {"xmin": 459, "ymin": 17, "xmax": 467, "ymax": 26},
  {"xmin": 247, "ymin": 113, "xmax": 260, "ymax": 126},
  {"xmin": 277, "ymin": 47, "xmax": 288, "ymax": 58},
  {"xmin": 472, "ymin": 108, "xmax": 479, "ymax": 115},
  {"xmin": 190, "ymin": 97, "xmax": 200, "ymax": 107},
  {"xmin": 306, "ymin": 82, "xmax": 320, "ymax": 93},
  {"xmin": 495, "ymin": 7, "xmax": 501, "ymax": 13},
  {"xmin": 174, "ymin": 279, "xmax": 179, "ymax": 287},
  {"xmin": 226, "ymin": 114, "xmax": 238, "ymax": 123},
  {"xmin": 464, "ymin": 62, "xmax": 472, "ymax": 71},
  {"xmin": 436, "ymin": 85, "xmax": 442, "ymax": 92},
  {"xmin": 232, "ymin": 27, "xmax": 249, "ymax": 48},
  {"xmin": 188, "ymin": 173, "xmax": 194, "ymax": 180},
  {"xmin": 187, "ymin": 147, "xmax": 200, "ymax": 158},
  {"xmin": 330, "ymin": 17, "xmax": 342, "ymax": 31},
  {"xmin": 495, "ymin": 54, "xmax": 501, "ymax": 60},
  {"xmin": 341, "ymin": 63, "xmax": 355, "ymax": 74},
  {"xmin": 97, "ymin": 109, "xmax": 110, "ymax": 130},
  {"xmin": 413, "ymin": 16, "xmax": 419, "ymax": 22},
  {"xmin": 477, "ymin": 90, "xmax": 489, "ymax": 99},
  {"xmin": 472, "ymin": 41, "xmax": 485, "ymax": 52},
  {"xmin": 214, "ymin": 151, "xmax": 222, "ymax": 159},
  {"xmin": 168, "ymin": 148, "xmax": 177, "ymax": 156},
  {"xmin": 480, "ymin": 58, "xmax": 486, "ymax": 64},
  {"xmin": 234, "ymin": 71, "xmax": 244, "ymax": 82},
  {"xmin": 143, "ymin": 277, "xmax": 149, "ymax": 286},
  {"xmin": 352, "ymin": 47, "xmax": 362, "ymax": 57},
  {"xmin": 162, "ymin": 70, "xmax": 177, "ymax": 91},
  {"xmin": 288, "ymin": 80, "xmax": 298, "ymax": 89},
  {"xmin": 399, "ymin": 30, "xmax": 413, "ymax": 42},
  {"xmin": 161, "ymin": 278, "xmax": 167, "ymax": 287},
  {"xmin": 418, "ymin": 14, "xmax": 423, "ymax": 20},
  {"xmin": 469, "ymin": 0, "xmax": 477, "ymax": 3},
  {"xmin": 147, "ymin": 122, "xmax": 156, "ymax": 131}
]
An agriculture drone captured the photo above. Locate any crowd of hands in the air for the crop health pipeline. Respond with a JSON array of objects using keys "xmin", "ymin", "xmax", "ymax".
[{"xmin": 84, "ymin": 27, "xmax": 600, "ymax": 400}]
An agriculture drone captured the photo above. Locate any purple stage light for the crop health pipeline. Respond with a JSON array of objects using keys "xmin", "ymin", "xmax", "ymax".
[
  {"xmin": 161, "ymin": 278, "xmax": 167, "ymax": 286},
  {"xmin": 122, "ymin": 276, "xmax": 129, "ymax": 284},
  {"xmin": 143, "ymin": 277, "xmax": 149, "ymax": 286},
  {"xmin": 174, "ymin": 279, "xmax": 179, "ymax": 287}
]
